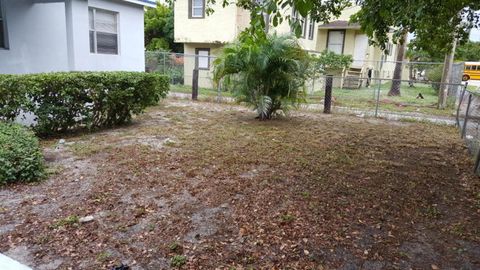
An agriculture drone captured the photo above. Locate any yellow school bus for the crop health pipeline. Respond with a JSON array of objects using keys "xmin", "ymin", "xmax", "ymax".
[{"xmin": 463, "ymin": 62, "xmax": 480, "ymax": 81}]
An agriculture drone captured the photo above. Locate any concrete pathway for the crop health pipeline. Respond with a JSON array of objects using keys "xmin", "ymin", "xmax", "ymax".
[
  {"xmin": 0, "ymin": 254, "xmax": 32, "ymax": 270},
  {"xmin": 468, "ymin": 79, "xmax": 480, "ymax": 88}
]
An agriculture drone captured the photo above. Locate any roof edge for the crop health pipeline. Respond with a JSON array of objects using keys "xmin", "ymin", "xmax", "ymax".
[{"xmin": 121, "ymin": 0, "xmax": 156, "ymax": 8}]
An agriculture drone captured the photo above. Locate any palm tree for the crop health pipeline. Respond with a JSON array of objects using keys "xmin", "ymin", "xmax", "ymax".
[{"xmin": 213, "ymin": 34, "xmax": 311, "ymax": 120}]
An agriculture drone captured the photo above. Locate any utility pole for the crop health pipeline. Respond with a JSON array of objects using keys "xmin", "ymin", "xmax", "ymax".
[{"xmin": 438, "ymin": 38, "xmax": 457, "ymax": 109}]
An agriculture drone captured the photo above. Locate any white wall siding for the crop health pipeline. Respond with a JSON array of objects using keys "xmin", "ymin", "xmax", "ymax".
[
  {"xmin": 0, "ymin": 0, "xmax": 69, "ymax": 74},
  {"xmin": 0, "ymin": 0, "xmax": 146, "ymax": 74},
  {"xmin": 70, "ymin": 0, "xmax": 146, "ymax": 72}
]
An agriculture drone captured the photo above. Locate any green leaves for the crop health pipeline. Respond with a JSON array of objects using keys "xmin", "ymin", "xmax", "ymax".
[
  {"xmin": 230, "ymin": 0, "xmax": 351, "ymax": 39},
  {"xmin": 214, "ymin": 34, "xmax": 310, "ymax": 120},
  {"xmin": 257, "ymin": 95, "xmax": 273, "ymax": 120},
  {"xmin": 353, "ymin": 0, "xmax": 480, "ymax": 54},
  {"xmin": 144, "ymin": 2, "xmax": 181, "ymax": 52},
  {"xmin": 0, "ymin": 123, "xmax": 45, "ymax": 185},
  {"xmin": 312, "ymin": 50, "xmax": 353, "ymax": 75},
  {"xmin": 0, "ymin": 72, "xmax": 169, "ymax": 136}
]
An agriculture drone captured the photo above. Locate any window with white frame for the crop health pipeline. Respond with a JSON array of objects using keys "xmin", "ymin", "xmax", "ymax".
[
  {"xmin": 308, "ymin": 16, "xmax": 315, "ymax": 40},
  {"xmin": 189, "ymin": 0, "xmax": 205, "ymax": 18},
  {"xmin": 386, "ymin": 43, "xmax": 393, "ymax": 56},
  {"xmin": 195, "ymin": 48, "xmax": 210, "ymax": 70},
  {"xmin": 292, "ymin": 8, "xmax": 306, "ymax": 38},
  {"xmin": 327, "ymin": 30, "xmax": 345, "ymax": 54},
  {"xmin": 89, "ymin": 7, "xmax": 118, "ymax": 54},
  {"xmin": 0, "ymin": 0, "xmax": 7, "ymax": 49}
]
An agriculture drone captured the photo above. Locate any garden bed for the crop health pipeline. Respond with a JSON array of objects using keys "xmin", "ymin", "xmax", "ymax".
[{"xmin": 0, "ymin": 99, "xmax": 479, "ymax": 269}]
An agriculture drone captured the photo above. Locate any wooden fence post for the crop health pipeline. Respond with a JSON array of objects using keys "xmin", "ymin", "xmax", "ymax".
[
  {"xmin": 192, "ymin": 69, "xmax": 199, "ymax": 100},
  {"xmin": 324, "ymin": 75, "xmax": 333, "ymax": 114}
]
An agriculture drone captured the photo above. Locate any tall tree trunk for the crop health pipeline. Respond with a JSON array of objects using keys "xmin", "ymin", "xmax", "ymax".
[
  {"xmin": 388, "ymin": 31, "xmax": 409, "ymax": 96},
  {"xmin": 408, "ymin": 63, "xmax": 414, "ymax": 87},
  {"xmin": 438, "ymin": 38, "xmax": 457, "ymax": 109}
]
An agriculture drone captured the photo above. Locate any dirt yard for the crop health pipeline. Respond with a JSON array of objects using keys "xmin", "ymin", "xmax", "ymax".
[{"xmin": 1, "ymin": 98, "xmax": 479, "ymax": 269}]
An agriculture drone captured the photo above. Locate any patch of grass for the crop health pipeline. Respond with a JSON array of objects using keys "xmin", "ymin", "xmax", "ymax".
[
  {"xmin": 147, "ymin": 223, "xmax": 156, "ymax": 232},
  {"xmin": 450, "ymin": 223, "xmax": 466, "ymax": 237},
  {"xmin": 51, "ymin": 215, "xmax": 79, "ymax": 229},
  {"xmin": 301, "ymin": 191, "xmax": 311, "ymax": 199},
  {"xmin": 280, "ymin": 214, "xmax": 296, "ymax": 224},
  {"xmin": 170, "ymin": 255, "xmax": 187, "ymax": 268},
  {"xmin": 96, "ymin": 251, "xmax": 111, "ymax": 262},
  {"xmin": 68, "ymin": 141, "xmax": 105, "ymax": 156},
  {"xmin": 35, "ymin": 234, "xmax": 51, "ymax": 244},
  {"xmin": 134, "ymin": 206, "xmax": 147, "ymax": 218},
  {"xmin": 422, "ymin": 205, "xmax": 442, "ymax": 219},
  {"xmin": 170, "ymin": 84, "xmax": 233, "ymax": 98},
  {"xmin": 168, "ymin": 241, "xmax": 182, "ymax": 253},
  {"xmin": 45, "ymin": 164, "xmax": 65, "ymax": 176},
  {"xmin": 308, "ymin": 82, "xmax": 455, "ymax": 117}
]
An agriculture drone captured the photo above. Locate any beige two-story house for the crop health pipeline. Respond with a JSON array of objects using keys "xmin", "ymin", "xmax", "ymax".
[{"xmin": 174, "ymin": 1, "xmax": 402, "ymax": 88}]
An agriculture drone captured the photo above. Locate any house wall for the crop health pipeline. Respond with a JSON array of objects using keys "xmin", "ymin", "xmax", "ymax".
[
  {"xmin": 0, "ymin": 0, "xmax": 146, "ymax": 74},
  {"xmin": 68, "ymin": 0, "xmax": 145, "ymax": 72},
  {"xmin": 174, "ymin": 0, "xmax": 249, "ymax": 44},
  {"xmin": 0, "ymin": 0, "xmax": 69, "ymax": 74},
  {"xmin": 271, "ymin": 6, "xmax": 318, "ymax": 51},
  {"xmin": 183, "ymin": 43, "xmax": 223, "ymax": 88}
]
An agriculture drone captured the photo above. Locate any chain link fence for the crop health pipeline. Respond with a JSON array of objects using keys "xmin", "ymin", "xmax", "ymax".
[
  {"xmin": 146, "ymin": 51, "xmax": 466, "ymax": 118},
  {"xmin": 146, "ymin": 51, "xmax": 223, "ymax": 101},
  {"xmin": 456, "ymin": 84, "xmax": 480, "ymax": 174},
  {"xmin": 146, "ymin": 50, "xmax": 480, "ymax": 172}
]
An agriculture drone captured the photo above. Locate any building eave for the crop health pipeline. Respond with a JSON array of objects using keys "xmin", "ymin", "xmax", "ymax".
[
  {"xmin": 120, "ymin": 0, "xmax": 156, "ymax": 8},
  {"xmin": 318, "ymin": 20, "xmax": 361, "ymax": 30}
]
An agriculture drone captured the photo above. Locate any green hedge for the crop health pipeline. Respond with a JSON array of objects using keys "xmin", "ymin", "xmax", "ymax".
[
  {"xmin": 0, "ymin": 72, "xmax": 169, "ymax": 135},
  {"xmin": 0, "ymin": 122, "xmax": 45, "ymax": 185}
]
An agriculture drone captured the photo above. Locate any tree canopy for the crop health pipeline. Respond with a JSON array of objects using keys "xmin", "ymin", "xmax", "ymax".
[
  {"xmin": 211, "ymin": 0, "xmax": 351, "ymax": 39},
  {"xmin": 145, "ymin": 2, "xmax": 182, "ymax": 52},
  {"xmin": 456, "ymin": 41, "xmax": 480, "ymax": 61},
  {"xmin": 351, "ymin": 0, "xmax": 479, "ymax": 53},
  {"xmin": 206, "ymin": 0, "xmax": 480, "ymax": 58}
]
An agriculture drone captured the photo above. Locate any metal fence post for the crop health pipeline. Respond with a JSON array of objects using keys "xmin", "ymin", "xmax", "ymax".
[
  {"xmin": 192, "ymin": 69, "xmax": 199, "ymax": 100},
  {"xmin": 163, "ymin": 52, "xmax": 166, "ymax": 75},
  {"xmin": 217, "ymin": 80, "xmax": 222, "ymax": 103},
  {"xmin": 474, "ymin": 147, "xmax": 480, "ymax": 175},
  {"xmin": 324, "ymin": 75, "xmax": 333, "ymax": 114},
  {"xmin": 456, "ymin": 82, "xmax": 468, "ymax": 127},
  {"xmin": 461, "ymin": 93, "xmax": 472, "ymax": 139},
  {"xmin": 375, "ymin": 79, "xmax": 382, "ymax": 118},
  {"xmin": 312, "ymin": 77, "xmax": 315, "ymax": 93}
]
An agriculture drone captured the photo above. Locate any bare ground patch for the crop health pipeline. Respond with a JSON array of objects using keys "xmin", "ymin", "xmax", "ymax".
[{"xmin": 1, "ymin": 98, "xmax": 479, "ymax": 269}]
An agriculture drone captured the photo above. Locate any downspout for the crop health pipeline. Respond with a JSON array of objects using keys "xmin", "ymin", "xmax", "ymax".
[{"xmin": 65, "ymin": 0, "xmax": 75, "ymax": 71}]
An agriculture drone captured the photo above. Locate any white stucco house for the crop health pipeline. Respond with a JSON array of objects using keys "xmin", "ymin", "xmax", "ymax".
[{"xmin": 0, "ymin": 0, "xmax": 155, "ymax": 74}]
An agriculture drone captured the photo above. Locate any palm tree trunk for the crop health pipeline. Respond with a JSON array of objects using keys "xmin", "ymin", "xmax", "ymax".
[{"xmin": 388, "ymin": 31, "xmax": 408, "ymax": 96}]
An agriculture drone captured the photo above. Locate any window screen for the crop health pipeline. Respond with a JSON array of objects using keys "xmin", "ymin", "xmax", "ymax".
[
  {"xmin": 292, "ymin": 9, "xmax": 306, "ymax": 38},
  {"xmin": 327, "ymin": 30, "xmax": 345, "ymax": 54},
  {"xmin": 0, "ymin": 0, "xmax": 5, "ymax": 49},
  {"xmin": 196, "ymin": 49, "xmax": 210, "ymax": 69},
  {"xmin": 308, "ymin": 17, "xmax": 315, "ymax": 40},
  {"xmin": 191, "ymin": 0, "xmax": 204, "ymax": 18},
  {"xmin": 89, "ymin": 8, "xmax": 118, "ymax": 54}
]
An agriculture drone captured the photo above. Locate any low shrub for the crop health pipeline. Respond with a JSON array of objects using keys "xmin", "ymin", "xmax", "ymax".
[
  {"xmin": 426, "ymin": 65, "xmax": 444, "ymax": 92},
  {"xmin": 0, "ymin": 122, "xmax": 45, "ymax": 185},
  {"xmin": 0, "ymin": 72, "xmax": 169, "ymax": 136}
]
